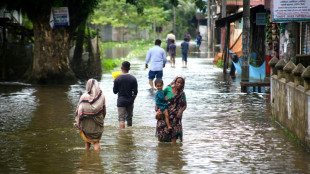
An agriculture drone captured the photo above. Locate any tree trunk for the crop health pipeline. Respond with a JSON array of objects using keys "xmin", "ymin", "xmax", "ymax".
[
  {"xmin": 1, "ymin": 25, "xmax": 6, "ymax": 81},
  {"xmin": 71, "ymin": 21, "xmax": 87, "ymax": 80},
  {"xmin": 29, "ymin": 17, "xmax": 76, "ymax": 84},
  {"xmin": 173, "ymin": 6, "xmax": 176, "ymax": 33},
  {"xmin": 152, "ymin": 0, "xmax": 157, "ymax": 38}
]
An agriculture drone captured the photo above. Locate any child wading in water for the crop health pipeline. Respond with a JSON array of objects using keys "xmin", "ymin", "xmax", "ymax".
[
  {"xmin": 169, "ymin": 40, "xmax": 176, "ymax": 67},
  {"xmin": 154, "ymin": 79, "xmax": 172, "ymax": 130}
]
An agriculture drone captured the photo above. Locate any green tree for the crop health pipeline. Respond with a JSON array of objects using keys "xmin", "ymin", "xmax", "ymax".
[
  {"xmin": 0, "ymin": 0, "xmax": 207, "ymax": 83},
  {"xmin": 175, "ymin": 0, "xmax": 198, "ymax": 38},
  {"xmin": 91, "ymin": 0, "xmax": 171, "ymax": 37},
  {"xmin": 0, "ymin": 0, "xmax": 100, "ymax": 83}
]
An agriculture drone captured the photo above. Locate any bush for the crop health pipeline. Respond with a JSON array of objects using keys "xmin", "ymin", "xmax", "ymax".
[
  {"xmin": 102, "ymin": 59, "xmax": 123, "ymax": 71},
  {"xmin": 217, "ymin": 59, "xmax": 223, "ymax": 68}
]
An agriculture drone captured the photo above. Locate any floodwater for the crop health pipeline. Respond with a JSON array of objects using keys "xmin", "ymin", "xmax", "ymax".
[
  {"xmin": 102, "ymin": 45, "xmax": 130, "ymax": 59},
  {"xmin": 1, "ymin": 42, "xmax": 310, "ymax": 173}
]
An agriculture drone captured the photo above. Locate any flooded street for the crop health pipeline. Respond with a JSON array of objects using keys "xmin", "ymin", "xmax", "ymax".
[{"xmin": 1, "ymin": 42, "xmax": 310, "ymax": 173}]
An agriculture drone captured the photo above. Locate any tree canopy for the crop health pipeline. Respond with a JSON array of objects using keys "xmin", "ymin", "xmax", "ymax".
[
  {"xmin": 0, "ymin": 0, "xmax": 207, "ymax": 83},
  {"xmin": 91, "ymin": 0, "xmax": 171, "ymax": 30}
]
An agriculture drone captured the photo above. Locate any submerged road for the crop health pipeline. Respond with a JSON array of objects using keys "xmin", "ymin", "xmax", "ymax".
[{"xmin": 1, "ymin": 41, "xmax": 310, "ymax": 173}]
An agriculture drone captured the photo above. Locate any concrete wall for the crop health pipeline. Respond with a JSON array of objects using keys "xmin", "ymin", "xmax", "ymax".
[
  {"xmin": 270, "ymin": 58, "xmax": 310, "ymax": 148},
  {"xmin": 96, "ymin": 24, "xmax": 149, "ymax": 42}
]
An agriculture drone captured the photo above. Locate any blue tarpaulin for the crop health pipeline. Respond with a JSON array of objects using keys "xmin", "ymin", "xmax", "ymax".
[{"xmin": 232, "ymin": 60, "xmax": 266, "ymax": 80}]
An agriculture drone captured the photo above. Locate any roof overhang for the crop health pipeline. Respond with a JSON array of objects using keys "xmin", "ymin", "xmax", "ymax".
[{"xmin": 215, "ymin": 5, "xmax": 265, "ymax": 28}]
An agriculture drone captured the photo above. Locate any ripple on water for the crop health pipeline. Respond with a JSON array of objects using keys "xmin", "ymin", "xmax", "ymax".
[{"xmin": 2, "ymin": 54, "xmax": 310, "ymax": 173}]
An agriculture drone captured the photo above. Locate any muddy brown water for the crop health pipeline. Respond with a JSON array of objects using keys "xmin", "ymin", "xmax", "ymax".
[{"xmin": 1, "ymin": 43, "xmax": 310, "ymax": 173}]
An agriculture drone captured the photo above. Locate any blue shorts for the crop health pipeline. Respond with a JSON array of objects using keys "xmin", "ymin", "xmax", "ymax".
[
  {"xmin": 182, "ymin": 52, "xmax": 188, "ymax": 62},
  {"xmin": 148, "ymin": 70, "xmax": 163, "ymax": 80}
]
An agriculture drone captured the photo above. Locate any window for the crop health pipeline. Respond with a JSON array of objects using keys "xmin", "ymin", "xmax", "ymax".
[{"xmin": 301, "ymin": 22, "xmax": 310, "ymax": 55}]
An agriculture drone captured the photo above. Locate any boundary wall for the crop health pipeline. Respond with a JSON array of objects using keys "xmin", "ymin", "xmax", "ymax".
[{"xmin": 269, "ymin": 57, "xmax": 310, "ymax": 148}]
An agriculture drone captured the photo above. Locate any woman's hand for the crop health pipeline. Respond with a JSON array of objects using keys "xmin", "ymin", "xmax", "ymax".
[
  {"xmin": 176, "ymin": 110, "xmax": 183, "ymax": 118},
  {"xmin": 73, "ymin": 123, "xmax": 80, "ymax": 130}
]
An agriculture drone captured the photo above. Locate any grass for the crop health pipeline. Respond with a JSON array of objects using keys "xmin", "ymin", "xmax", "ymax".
[{"xmin": 102, "ymin": 59, "xmax": 123, "ymax": 71}]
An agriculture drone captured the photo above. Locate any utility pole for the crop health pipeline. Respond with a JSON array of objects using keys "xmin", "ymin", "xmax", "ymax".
[
  {"xmin": 241, "ymin": 0, "xmax": 250, "ymax": 81},
  {"xmin": 210, "ymin": 0, "xmax": 215, "ymax": 58},
  {"xmin": 207, "ymin": 0, "xmax": 211, "ymax": 57},
  {"xmin": 222, "ymin": 0, "xmax": 227, "ymax": 73}
]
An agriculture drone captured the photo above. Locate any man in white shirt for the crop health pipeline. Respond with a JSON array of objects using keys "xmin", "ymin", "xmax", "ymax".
[
  {"xmin": 145, "ymin": 39, "xmax": 167, "ymax": 90},
  {"xmin": 166, "ymin": 31, "xmax": 176, "ymax": 54}
]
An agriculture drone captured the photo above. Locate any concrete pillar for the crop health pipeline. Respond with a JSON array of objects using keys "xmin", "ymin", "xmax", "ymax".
[
  {"xmin": 275, "ymin": 59, "xmax": 286, "ymax": 79},
  {"xmin": 268, "ymin": 56, "xmax": 279, "ymax": 75},
  {"xmin": 302, "ymin": 67, "xmax": 310, "ymax": 91},
  {"xmin": 283, "ymin": 61, "xmax": 296, "ymax": 83},
  {"xmin": 292, "ymin": 63, "xmax": 305, "ymax": 87}
]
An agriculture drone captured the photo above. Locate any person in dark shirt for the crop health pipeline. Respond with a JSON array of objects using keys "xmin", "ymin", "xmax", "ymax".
[
  {"xmin": 168, "ymin": 40, "xmax": 176, "ymax": 67},
  {"xmin": 113, "ymin": 61, "xmax": 138, "ymax": 129},
  {"xmin": 196, "ymin": 32, "xmax": 202, "ymax": 51},
  {"xmin": 181, "ymin": 38, "xmax": 191, "ymax": 68}
]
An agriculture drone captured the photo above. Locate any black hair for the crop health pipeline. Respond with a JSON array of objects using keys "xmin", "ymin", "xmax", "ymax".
[
  {"xmin": 154, "ymin": 78, "xmax": 163, "ymax": 86},
  {"xmin": 184, "ymin": 38, "xmax": 188, "ymax": 41},
  {"xmin": 170, "ymin": 30, "xmax": 174, "ymax": 33},
  {"xmin": 155, "ymin": 39, "xmax": 161, "ymax": 45},
  {"xmin": 171, "ymin": 39, "xmax": 175, "ymax": 43},
  {"xmin": 122, "ymin": 61, "xmax": 130, "ymax": 70}
]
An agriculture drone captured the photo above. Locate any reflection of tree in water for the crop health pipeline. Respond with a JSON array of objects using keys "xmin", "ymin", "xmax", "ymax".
[
  {"xmin": 76, "ymin": 150, "xmax": 104, "ymax": 173},
  {"xmin": 156, "ymin": 143, "xmax": 187, "ymax": 173}
]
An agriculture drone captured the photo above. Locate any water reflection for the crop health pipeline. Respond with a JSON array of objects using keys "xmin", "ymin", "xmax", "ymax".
[
  {"xmin": 103, "ymin": 46, "xmax": 130, "ymax": 59},
  {"xmin": 156, "ymin": 143, "xmax": 186, "ymax": 173},
  {"xmin": 76, "ymin": 151, "xmax": 104, "ymax": 174},
  {"xmin": 114, "ymin": 129, "xmax": 137, "ymax": 173}
]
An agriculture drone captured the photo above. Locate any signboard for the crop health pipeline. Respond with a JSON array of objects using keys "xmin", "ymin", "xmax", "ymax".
[
  {"xmin": 256, "ymin": 13, "xmax": 266, "ymax": 25},
  {"xmin": 49, "ymin": 7, "xmax": 70, "ymax": 29},
  {"xmin": 272, "ymin": 0, "xmax": 310, "ymax": 22}
]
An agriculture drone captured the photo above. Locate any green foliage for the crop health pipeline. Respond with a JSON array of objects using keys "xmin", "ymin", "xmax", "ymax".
[
  {"xmin": 22, "ymin": 15, "xmax": 33, "ymax": 30},
  {"xmin": 85, "ymin": 27, "xmax": 98, "ymax": 39},
  {"xmin": 170, "ymin": 0, "xmax": 179, "ymax": 7},
  {"xmin": 194, "ymin": 0, "xmax": 207, "ymax": 13},
  {"xmin": 102, "ymin": 39, "xmax": 152, "ymax": 48},
  {"xmin": 122, "ymin": 0, "xmax": 208, "ymax": 14},
  {"xmin": 217, "ymin": 59, "xmax": 223, "ymax": 68},
  {"xmin": 102, "ymin": 59, "xmax": 123, "ymax": 71},
  {"xmin": 174, "ymin": 0, "xmax": 197, "ymax": 38},
  {"xmin": 91, "ymin": 0, "xmax": 171, "ymax": 32}
]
